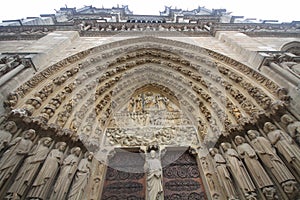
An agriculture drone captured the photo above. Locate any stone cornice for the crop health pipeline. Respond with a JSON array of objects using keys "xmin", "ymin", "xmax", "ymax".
[{"xmin": 0, "ymin": 21, "xmax": 299, "ymax": 40}]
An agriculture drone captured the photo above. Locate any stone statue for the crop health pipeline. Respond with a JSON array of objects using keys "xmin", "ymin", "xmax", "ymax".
[
  {"xmin": 234, "ymin": 136, "xmax": 276, "ymax": 199},
  {"xmin": 209, "ymin": 148, "xmax": 238, "ymax": 200},
  {"xmin": 279, "ymin": 60, "xmax": 300, "ymax": 76},
  {"xmin": 281, "ymin": 114, "xmax": 300, "ymax": 145},
  {"xmin": 220, "ymin": 142, "xmax": 257, "ymax": 200},
  {"xmin": 264, "ymin": 122, "xmax": 300, "ymax": 175},
  {"xmin": 0, "ymin": 121, "xmax": 17, "ymax": 152},
  {"xmin": 50, "ymin": 147, "xmax": 81, "ymax": 200},
  {"xmin": 28, "ymin": 142, "xmax": 66, "ymax": 200},
  {"xmin": 68, "ymin": 152, "xmax": 93, "ymax": 200},
  {"xmin": 0, "ymin": 129, "xmax": 35, "ymax": 189},
  {"xmin": 144, "ymin": 149, "xmax": 164, "ymax": 200},
  {"xmin": 7, "ymin": 137, "xmax": 52, "ymax": 199},
  {"xmin": 248, "ymin": 130, "xmax": 298, "ymax": 197}
]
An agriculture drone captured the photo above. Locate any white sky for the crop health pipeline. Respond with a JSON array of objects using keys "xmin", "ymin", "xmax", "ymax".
[{"xmin": 0, "ymin": 0, "xmax": 299, "ymax": 23}]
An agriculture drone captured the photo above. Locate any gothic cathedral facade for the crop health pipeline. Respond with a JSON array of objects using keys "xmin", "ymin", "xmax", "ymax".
[{"xmin": 0, "ymin": 5, "xmax": 300, "ymax": 200}]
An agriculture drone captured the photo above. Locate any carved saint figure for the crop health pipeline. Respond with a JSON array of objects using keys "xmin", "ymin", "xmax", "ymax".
[
  {"xmin": 264, "ymin": 122, "xmax": 300, "ymax": 175},
  {"xmin": 220, "ymin": 142, "xmax": 257, "ymax": 199},
  {"xmin": 28, "ymin": 142, "xmax": 66, "ymax": 199},
  {"xmin": 209, "ymin": 148, "xmax": 238, "ymax": 200},
  {"xmin": 68, "ymin": 152, "xmax": 93, "ymax": 200},
  {"xmin": 0, "ymin": 129, "xmax": 35, "ymax": 189},
  {"xmin": 50, "ymin": 147, "xmax": 81, "ymax": 200},
  {"xmin": 279, "ymin": 60, "xmax": 300, "ymax": 76},
  {"xmin": 281, "ymin": 114, "xmax": 300, "ymax": 145},
  {"xmin": 247, "ymin": 130, "xmax": 298, "ymax": 197},
  {"xmin": 235, "ymin": 136, "xmax": 276, "ymax": 199},
  {"xmin": 0, "ymin": 121, "xmax": 17, "ymax": 152},
  {"xmin": 144, "ymin": 149, "xmax": 164, "ymax": 200},
  {"xmin": 7, "ymin": 137, "xmax": 52, "ymax": 198}
]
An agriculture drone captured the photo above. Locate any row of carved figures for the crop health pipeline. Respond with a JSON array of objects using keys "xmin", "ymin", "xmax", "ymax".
[
  {"xmin": 0, "ymin": 122, "xmax": 100, "ymax": 200},
  {"xmin": 208, "ymin": 120, "xmax": 300, "ymax": 200}
]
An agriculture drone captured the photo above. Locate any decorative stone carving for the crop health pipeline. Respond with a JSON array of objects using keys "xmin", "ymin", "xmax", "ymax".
[
  {"xmin": 7, "ymin": 137, "xmax": 52, "ymax": 199},
  {"xmin": 0, "ymin": 129, "xmax": 35, "ymax": 189},
  {"xmin": 248, "ymin": 130, "xmax": 298, "ymax": 197},
  {"xmin": 0, "ymin": 121, "xmax": 17, "ymax": 152},
  {"xmin": 281, "ymin": 114, "xmax": 300, "ymax": 145},
  {"xmin": 28, "ymin": 142, "xmax": 66, "ymax": 200},
  {"xmin": 220, "ymin": 142, "xmax": 257, "ymax": 199},
  {"xmin": 209, "ymin": 148, "xmax": 238, "ymax": 200},
  {"xmin": 0, "ymin": 55, "xmax": 21, "ymax": 77},
  {"xmin": 234, "ymin": 135, "xmax": 277, "ymax": 199},
  {"xmin": 264, "ymin": 122, "xmax": 300, "ymax": 175},
  {"xmin": 68, "ymin": 152, "xmax": 93, "ymax": 200},
  {"xmin": 3, "ymin": 92, "xmax": 19, "ymax": 110},
  {"xmin": 144, "ymin": 148, "xmax": 164, "ymax": 200},
  {"xmin": 50, "ymin": 147, "xmax": 81, "ymax": 200}
]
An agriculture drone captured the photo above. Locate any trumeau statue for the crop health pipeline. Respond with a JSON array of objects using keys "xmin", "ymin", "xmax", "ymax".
[
  {"xmin": 7, "ymin": 137, "xmax": 53, "ymax": 199},
  {"xmin": 68, "ymin": 152, "xmax": 93, "ymax": 200},
  {"xmin": 209, "ymin": 148, "xmax": 238, "ymax": 200},
  {"xmin": 28, "ymin": 142, "xmax": 66, "ymax": 200},
  {"xmin": 50, "ymin": 147, "xmax": 81, "ymax": 200},
  {"xmin": 144, "ymin": 149, "xmax": 164, "ymax": 200},
  {"xmin": 0, "ymin": 121, "xmax": 17, "ymax": 152},
  {"xmin": 0, "ymin": 129, "xmax": 35, "ymax": 189},
  {"xmin": 247, "ymin": 130, "xmax": 298, "ymax": 196},
  {"xmin": 281, "ymin": 114, "xmax": 300, "ymax": 145},
  {"xmin": 264, "ymin": 122, "xmax": 300, "ymax": 175},
  {"xmin": 220, "ymin": 142, "xmax": 257, "ymax": 200},
  {"xmin": 234, "ymin": 136, "xmax": 277, "ymax": 199}
]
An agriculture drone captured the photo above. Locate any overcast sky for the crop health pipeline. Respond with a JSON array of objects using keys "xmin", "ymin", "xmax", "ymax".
[{"xmin": 0, "ymin": 0, "xmax": 299, "ymax": 23}]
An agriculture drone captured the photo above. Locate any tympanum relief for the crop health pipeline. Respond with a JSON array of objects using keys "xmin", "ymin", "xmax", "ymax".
[{"xmin": 104, "ymin": 91, "xmax": 199, "ymax": 147}]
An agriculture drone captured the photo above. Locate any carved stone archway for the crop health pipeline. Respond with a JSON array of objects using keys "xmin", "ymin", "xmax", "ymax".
[{"xmin": 1, "ymin": 36, "xmax": 299, "ymax": 200}]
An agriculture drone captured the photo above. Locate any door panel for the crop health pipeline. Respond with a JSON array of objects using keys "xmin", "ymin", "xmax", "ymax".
[{"xmin": 162, "ymin": 150, "xmax": 207, "ymax": 200}]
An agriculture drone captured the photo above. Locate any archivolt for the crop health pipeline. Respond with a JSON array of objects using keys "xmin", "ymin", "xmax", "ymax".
[{"xmin": 5, "ymin": 36, "xmax": 286, "ymax": 144}]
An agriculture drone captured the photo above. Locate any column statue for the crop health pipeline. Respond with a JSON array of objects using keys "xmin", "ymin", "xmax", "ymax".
[
  {"xmin": 220, "ymin": 142, "xmax": 257, "ymax": 200},
  {"xmin": 247, "ymin": 130, "xmax": 298, "ymax": 197},
  {"xmin": 144, "ymin": 149, "xmax": 164, "ymax": 200},
  {"xmin": 209, "ymin": 148, "xmax": 238, "ymax": 200},
  {"xmin": 7, "ymin": 137, "xmax": 52, "ymax": 199},
  {"xmin": 234, "ymin": 135, "xmax": 277, "ymax": 199},
  {"xmin": 0, "ymin": 129, "xmax": 35, "ymax": 189},
  {"xmin": 281, "ymin": 114, "xmax": 300, "ymax": 145},
  {"xmin": 264, "ymin": 122, "xmax": 300, "ymax": 175},
  {"xmin": 68, "ymin": 152, "xmax": 93, "ymax": 200},
  {"xmin": 50, "ymin": 147, "xmax": 81, "ymax": 200},
  {"xmin": 27, "ymin": 142, "xmax": 66, "ymax": 200},
  {"xmin": 0, "ymin": 121, "xmax": 17, "ymax": 152}
]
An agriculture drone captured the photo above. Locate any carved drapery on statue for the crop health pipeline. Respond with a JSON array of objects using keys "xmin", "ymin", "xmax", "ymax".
[
  {"xmin": 27, "ymin": 142, "xmax": 67, "ymax": 200},
  {"xmin": 7, "ymin": 137, "xmax": 52, "ymax": 199}
]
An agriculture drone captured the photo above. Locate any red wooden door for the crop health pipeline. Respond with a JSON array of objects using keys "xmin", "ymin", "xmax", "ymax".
[{"xmin": 162, "ymin": 150, "xmax": 207, "ymax": 200}]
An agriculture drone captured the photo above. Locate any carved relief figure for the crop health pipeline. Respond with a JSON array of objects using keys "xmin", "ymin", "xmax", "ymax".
[
  {"xmin": 7, "ymin": 137, "xmax": 52, "ymax": 199},
  {"xmin": 144, "ymin": 149, "xmax": 164, "ymax": 200},
  {"xmin": 234, "ymin": 136, "xmax": 276, "ymax": 199},
  {"xmin": 0, "ymin": 129, "xmax": 35, "ymax": 189},
  {"xmin": 50, "ymin": 147, "xmax": 81, "ymax": 200},
  {"xmin": 0, "ymin": 121, "xmax": 17, "ymax": 152},
  {"xmin": 247, "ymin": 130, "xmax": 298, "ymax": 197},
  {"xmin": 281, "ymin": 114, "xmax": 300, "ymax": 145},
  {"xmin": 264, "ymin": 122, "xmax": 300, "ymax": 175},
  {"xmin": 209, "ymin": 148, "xmax": 238, "ymax": 200},
  {"xmin": 68, "ymin": 152, "xmax": 93, "ymax": 200},
  {"xmin": 28, "ymin": 142, "xmax": 66, "ymax": 200},
  {"xmin": 220, "ymin": 142, "xmax": 257, "ymax": 200}
]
